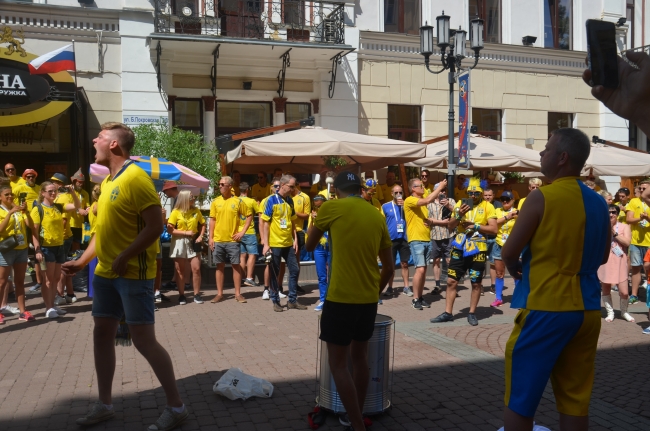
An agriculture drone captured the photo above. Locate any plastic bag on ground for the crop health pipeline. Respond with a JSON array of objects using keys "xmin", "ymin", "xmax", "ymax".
[{"xmin": 213, "ymin": 368, "xmax": 273, "ymax": 401}]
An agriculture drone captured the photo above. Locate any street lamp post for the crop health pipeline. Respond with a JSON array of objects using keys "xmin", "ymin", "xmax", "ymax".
[{"xmin": 420, "ymin": 12, "xmax": 484, "ymax": 200}]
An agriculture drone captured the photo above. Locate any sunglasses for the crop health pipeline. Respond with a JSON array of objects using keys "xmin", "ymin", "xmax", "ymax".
[
  {"xmin": 420, "ymin": 174, "xmax": 428, "ymax": 178},
  {"xmin": 5, "ymin": 168, "xmax": 15, "ymax": 172},
  {"xmin": 25, "ymin": 175, "xmax": 35, "ymax": 179},
  {"xmin": 467, "ymin": 192, "xmax": 481, "ymax": 197},
  {"xmin": 218, "ymin": 183, "xmax": 229, "ymax": 187},
  {"xmin": 412, "ymin": 184, "xmax": 423, "ymax": 188},
  {"xmin": 45, "ymin": 190, "xmax": 58, "ymax": 194},
  {"xmin": 273, "ymin": 184, "xmax": 280, "ymax": 188}
]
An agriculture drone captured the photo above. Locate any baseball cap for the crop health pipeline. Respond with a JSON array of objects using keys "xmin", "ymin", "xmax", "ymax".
[
  {"xmin": 500, "ymin": 191, "xmax": 514, "ymax": 200},
  {"xmin": 50, "ymin": 173, "xmax": 67, "ymax": 184},
  {"xmin": 333, "ymin": 171, "xmax": 361, "ymax": 191}
]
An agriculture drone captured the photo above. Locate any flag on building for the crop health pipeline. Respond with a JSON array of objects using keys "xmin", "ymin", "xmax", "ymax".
[
  {"xmin": 457, "ymin": 72, "xmax": 470, "ymax": 169},
  {"xmin": 28, "ymin": 45, "xmax": 75, "ymax": 75}
]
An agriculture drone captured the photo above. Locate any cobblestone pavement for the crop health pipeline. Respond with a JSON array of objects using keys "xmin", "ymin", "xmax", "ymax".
[{"xmin": 1, "ymin": 276, "xmax": 649, "ymax": 431}]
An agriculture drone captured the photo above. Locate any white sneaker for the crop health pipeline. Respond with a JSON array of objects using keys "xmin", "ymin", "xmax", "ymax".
[
  {"xmin": 53, "ymin": 306, "xmax": 67, "ymax": 315},
  {"xmin": 3, "ymin": 305, "xmax": 20, "ymax": 315},
  {"xmin": 54, "ymin": 295, "xmax": 67, "ymax": 306},
  {"xmin": 279, "ymin": 291, "xmax": 287, "ymax": 299},
  {"xmin": 46, "ymin": 308, "xmax": 59, "ymax": 319},
  {"xmin": 66, "ymin": 295, "xmax": 77, "ymax": 304},
  {"xmin": 262, "ymin": 289, "xmax": 270, "ymax": 300}
]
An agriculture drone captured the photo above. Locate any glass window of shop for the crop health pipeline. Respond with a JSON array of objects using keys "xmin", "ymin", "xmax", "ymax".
[
  {"xmin": 384, "ymin": 0, "xmax": 420, "ymax": 35},
  {"xmin": 472, "ymin": 108, "xmax": 502, "ymax": 141},
  {"xmin": 173, "ymin": 99, "xmax": 203, "ymax": 134},
  {"xmin": 544, "ymin": 0, "xmax": 572, "ymax": 50},
  {"xmin": 388, "ymin": 105, "xmax": 421, "ymax": 143},
  {"xmin": 469, "ymin": 0, "xmax": 501, "ymax": 44},
  {"xmin": 547, "ymin": 112, "xmax": 573, "ymax": 136},
  {"xmin": 215, "ymin": 101, "xmax": 272, "ymax": 136},
  {"xmin": 285, "ymin": 103, "xmax": 311, "ymax": 131}
]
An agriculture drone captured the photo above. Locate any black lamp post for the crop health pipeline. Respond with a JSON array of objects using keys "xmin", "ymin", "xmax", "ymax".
[{"xmin": 420, "ymin": 12, "xmax": 484, "ymax": 199}]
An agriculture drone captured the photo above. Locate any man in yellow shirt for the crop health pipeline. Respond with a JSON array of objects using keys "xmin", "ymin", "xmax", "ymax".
[
  {"xmin": 431, "ymin": 177, "xmax": 497, "ymax": 326},
  {"xmin": 517, "ymin": 178, "xmax": 542, "ymax": 210},
  {"xmin": 404, "ymin": 177, "xmax": 447, "ymax": 309},
  {"xmin": 258, "ymin": 178, "xmax": 285, "ymax": 300},
  {"xmin": 13, "ymin": 169, "xmax": 40, "ymax": 212},
  {"xmin": 305, "ymin": 170, "xmax": 393, "ymax": 431},
  {"xmin": 261, "ymin": 174, "xmax": 307, "ymax": 311},
  {"xmin": 4, "ymin": 163, "xmax": 25, "ymax": 192},
  {"xmin": 626, "ymin": 180, "xmax": 650, "ymax": 304},
  {"xmin": 453, "ymin": 174, "xmax": 468, "ymax": 199},
  {"xmin": 238, "ymin": 182, "xmax": 260, "ymax": 288},
  {"xmin": 209, "ymin": 176, "xmax": 252, "ymax": 304},
  {"xmin": 61, "ymin": 169, "xmax": 90, "ymax": 251},
  {"xmin": 63, "ymin": 122, "xmax": 187, "ymax": 429},
  {"xmin": 291, "ymin": 182, "xmax": 311, "ymax": 293},
  {"xmin": 379, "ymin": 170, "xmax": 397, "ymax": 204},
  {"xmin": 251, "ymin": 171, "xmax": 271, "ymax": 202}
]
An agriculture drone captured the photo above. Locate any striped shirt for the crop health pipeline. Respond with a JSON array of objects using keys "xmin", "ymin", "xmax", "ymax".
[{"xmin": 427, "ymin": 198, "xmax": 456, "ymax": 240}]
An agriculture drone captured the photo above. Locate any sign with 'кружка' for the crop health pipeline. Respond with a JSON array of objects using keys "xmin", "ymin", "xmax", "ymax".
[{"xmin": 0, "ymin": 27, "xmax": 74, "ymax": 127}]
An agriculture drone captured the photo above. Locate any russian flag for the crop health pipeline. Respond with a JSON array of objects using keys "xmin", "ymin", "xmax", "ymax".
[{"xmin": 28, "ymin": 44, "xmax": 75, "ymax": 75}]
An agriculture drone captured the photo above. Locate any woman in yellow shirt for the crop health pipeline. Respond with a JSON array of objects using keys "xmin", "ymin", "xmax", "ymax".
[
  {"xmin": 167, "ymin": 190, "xmax": 205, "ymax": 305},
  {"xmin": 0, "ymin": 184, "xmax": 38, "ymax": 323},
  {"xmin": 30, "ymin": 181, "xmax": 66, "ymax": 319},
  {"xmin": 490, "ymin": 191, "xmax": 518, "ymax": 308}
]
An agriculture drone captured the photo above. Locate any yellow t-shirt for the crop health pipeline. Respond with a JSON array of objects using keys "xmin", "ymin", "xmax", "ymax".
[
  {"xmin": 238, "ymin": 196, "xmax": 259, "ymax": 235},
  {"xmin": 454, "ymin": 187, "xmax": 468, "ymax": 199},
  {"xmin": 30, "ymin": 203, "xmax": 64, "ymax": 247},
  {"xmin": 168, "ymin": 208, "xmax": 205, "ymax": 234},
  {"xmin": 371, "ymin": 185, "xmax": 384, "ymax": 203},
  {"xmin": 366, "ymin": 197, "xmax": 384, "ymax": 215},
  {"xmin": 517, "ymin": 197, "xmax": 526, "ymax": 210},
  {"xmin": 495, "ymin": 208, "xmax": 517, "ymax": 247},
  {"xmin": 251, "ymin": 183, "xmax": 271, "ymax": 202},
  {"xmin": 379, "ymin": 183, "xmax": 393, "ymax": 204},
  {"xmin": 318, "ymin": 188, "xmax": 337, "ymax": 200},
  {"xmin": 12, "ymin": 183, "xmax": 40, "ymax": 212},
  {"xmin": 62, "ymin": 212, "xmax": 73, "ymax": 239},
  {"xmin": 292, "ymin": 191, "xmax": 311, "ymax": 232},
  {"xmin": 55, "ymin": 189, "xmax": 89, "ymax": 228},
  {"xmin": 0, "ymin": 206, "xmax": 28, "ymax": 250},
  {"xmin": 94, "ymin": 162, "xmax": 161, "ymax": 280},
  {"xmin": 210, "ymin": 196, "xmax": 250, "ymax": 243},
  {"xmin": 422, "ymin": 183, "xmax": 434, "ymax": 198},
  {"xmin": 9, "ymin": 177, "xmax": 25, "ymax": 192},
  {"xmin": 453, "ymin": 200, "xmax": 497, "ymax": 233},
  {"xmin": 88, "ymin": 202, "xmax": 98, "ymax": 235},
  {"xmin": 314, "ymin": 196, "xmax": 392, "ymax": 304},
  {"xmin": 310, "ymin": 183, "xmax": 325, "ymax": 195},
  {"xmin": 261, "ymin": 194, "xmax": 297, "ymax": 248},
  {"xmin": 626, "ymin": 197, "xmax": 650, "ymax": 246},
  {"xmin": 404, "ymin": 195, "xmax": 430, "ymax": 242}
]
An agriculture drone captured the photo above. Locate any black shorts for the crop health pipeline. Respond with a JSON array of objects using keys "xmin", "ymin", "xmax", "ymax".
[
  {"xmin": 431, "ymin": 238, "xmax": 451, "ymax": 260},
  {"xmin": 71, "ymin": 227, "xmax": 82, "ymax": 243},
  {"xmin": 447, "ymin": 248, "xmax": 487, "ymax": 283},
  {"xmin": 391, "ymin": 238, "xmax": 410, "ymax": 264},
  {"xmin": 296, "ymin": 230, "xmax": 305, "ymax": 252},
  {"xmin": 320, "ymin": 301, "xmax": 378, "ymax": 346}
]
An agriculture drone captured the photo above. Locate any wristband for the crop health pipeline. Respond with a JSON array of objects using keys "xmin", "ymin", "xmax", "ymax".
[
  {"xmin": 455, "ymin": 213, "xmax": 463, "ymax": 221},
  {"xmin": 474, "ymin": 223, "xmax": 480, "ymax": 231}
]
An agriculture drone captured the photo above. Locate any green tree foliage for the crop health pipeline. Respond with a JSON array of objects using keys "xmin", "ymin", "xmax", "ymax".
[{"xmin": 132, "ymin": 124, "xmax": 220, "ymax": 194}]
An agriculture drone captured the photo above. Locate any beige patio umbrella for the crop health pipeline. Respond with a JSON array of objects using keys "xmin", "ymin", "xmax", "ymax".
[
  {"xmin": 225, "ymin": 127, "xmax": 427, "ymax": 174},
  {"xmin": 583, "ymin": 144, "xmax": 650, "ymax": 176},
  {"xmin": 406, "ymin": 134, "xmax": 542, "ymax": 172}
]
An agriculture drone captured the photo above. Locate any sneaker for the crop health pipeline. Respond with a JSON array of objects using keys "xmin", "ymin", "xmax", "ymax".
[
  {"xmin": 403, "ymin": 287, "xmax": 413, "ymax": 297},
  {"xmin": 467, "ymin": 313, "xmax": 479, "ymax": 326},
  {"xmin": 431, "ymin": 286, "xmax": 441, "ymax": 295},
  {"xmin": 46, "ymin": 308, "xmax": 59, "ymax": 319},
  {"xmin": 28, "ymin": 283, "xmax": 41, "ymax": 294},
  {"xmin": 412, "ymin": 298, "xmax": 423, "ymax": 310},
  {"xmin": 76, "ymin": 401, "xmax": 115, "ymax": 426},
  {"xmin": 643, "ymin": 326, "xmax": 650, "ymax": 335},
  {"xmin": 262, "ymin": 289, "xmax": 270, "ymax": 300},
  {"xmin": 147, "ymin": 406, "xmax": 189, "ymax": 431},
  {"xmin": 383, "ymin": 287, "xmax": 394, "ymax": 296},
  {"xmin": 178, "ymin": 295, "xmax": 187, "ymax": 305},
  {"xmin": 3, "ymin": 305, "xmax": 19, "ymax": 315},
  {"xmin": 287, "ymin": 301, "xmax": 307, "ymax": 310},
  {"xmin": 314, "ymin": 301, "xmax": 324, "ymax": 312},
  {"xmin": 155, "ymin": 294, "xmax": 162, "ymax": 304},
  {"xmin": 296, "ymin": 285, "xmax": 306, "ymax": 293},
  {"xmin": 159, "ymin": 293, "xmax": 170, "ymax": 302},
  {"xmin": 378, "ymin": 299, "xmax": 383, "ymax": 305},
  {"xmin": 339, "ymin": 414, "xmax": 351, "ymax": 426},
  {"xmin": 420, "ymin": 298, "xmax": 431, "ymax": 308},
  {"xmin": 65, "ymin": 294, "xmax": 77, "ymax": 304},
  {"xmin": 489, "ymin": 286, "xmax": 495, "ymax": 295},
  {"xmin": 490, "ymin": 299, "xmax": 504, "ymax": 307},
  {"xmin": 273, "ymin": 302, "xmax": 284, "ymax": 312},
  {"xmin": 18, "ymin": 311, "xmax": 35, "ymax": 322},
  {"xmin": 243, "ymin": 278, "xmax": 259, "ymax": 287},
  {"xmin": 278, "ymin": 291, "xmax": 287, "ymax": 299},
  {"xmin": 629, "ymin": 295, "xmax": 639, "ymax": 305},
  {"xmin": 54, "ymin": 295, "xmax": 67, "ymax": 306},
  {"xmin": 53, "ymin": 306, "xmax": 67, "ymax": 315},
  {"xmin": 430, "ymin": 312, "xmax": 454, "ymax": 323},
  {"xmin": 161, "ymin": 281, "xmax": 177, "ymax": 292},
  {"xmin": 194, "ymin": 294, "xmax": 204, "ymax": 304}
]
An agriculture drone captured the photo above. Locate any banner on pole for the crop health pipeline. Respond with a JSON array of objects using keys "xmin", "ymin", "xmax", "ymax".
[{"xmin": 458, "ymin": 72, "xmax": 470, "ymax": 169}]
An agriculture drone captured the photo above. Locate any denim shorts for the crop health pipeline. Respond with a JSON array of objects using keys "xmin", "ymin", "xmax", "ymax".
[
  {"xmin": 491, "ymin": 242, "xmax": 503, "ymax": 261},
  {"xmin": 0, "ymin": 248, "xmax": 28, "ymax": 267},
  {"xmin": 240, "ymin": 234, "xmax": 258, "ymax": 255},
  {"xmin": 486, "ymin": 237, "xmax": 496, "ymax": 264},
  {"xmin": 630, "ymin": 244, "xmax": 648, "ymax": 267},
  {"xmin": 42, "ymin": 245, "xmax": 66, "ymax": 264},
  {"xmin": 92, "ymin": 275, "xmax": 155, "ymax": 325},
  {"xmin": 409, "ymin": 240, "xmax": 431, "ymax": 268}
]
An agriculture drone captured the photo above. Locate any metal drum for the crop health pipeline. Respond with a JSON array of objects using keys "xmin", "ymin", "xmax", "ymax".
[{"xmin": 317, "ymin": 314, "xmax": 394, "ymax": 414}]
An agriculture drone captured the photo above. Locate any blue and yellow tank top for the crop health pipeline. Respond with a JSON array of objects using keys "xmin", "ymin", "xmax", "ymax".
[{"xmin": 512, "ymin": 176, "xmax": 609, "ymax": 311}]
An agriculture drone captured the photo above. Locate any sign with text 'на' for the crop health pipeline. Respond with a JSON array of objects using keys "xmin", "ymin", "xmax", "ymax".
[
  {"xmin": 123, "ymin": 114, "xmax": 169, "ymax": 126},
  {"xmin": 457, "ymin": 72, "xmax": 470, "ymax": 169}
]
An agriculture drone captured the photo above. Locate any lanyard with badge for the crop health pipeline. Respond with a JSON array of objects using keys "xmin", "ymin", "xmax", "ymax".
[
  {"xmin": 611, "ymin": 224, "xmax": 625, "ymax": 257},
  {"xmin": 1, "ymin": 205, "xmax": 25, "ymax": 246},
  {"xmin": 278, "ymin": 195, "xmax": 289, "ymax": 229},
  {"xmin": 501, "ymin": 208, "xmax": 515, "ymax": 243},
  {"xmin": 392, "ymin": 202, "xmax": 404, "ymax": 233},
  {"xmin": 641, "ymin": 201, "xmax": 649, "ymax": 228}
]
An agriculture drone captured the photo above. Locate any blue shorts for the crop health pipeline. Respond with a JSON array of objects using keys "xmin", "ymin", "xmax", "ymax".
[
  {"xmin": 629, "ymin": 244, "xmax": 648, "ymax": 267},
  {"xmin": 91, "ymin": 275, "xmax": 155, "ymax": 325},
  {"xmin": 0, "ymin": 248, "xmax": 28, "ymax": 267},
  {"xmin": 486, "ymin": 238, "xmax": 496, "ymax": 264},
  {"xmin": 505, "ymin": 309, "xmax": 600, "ymax": 418},
  {"xmin": 491, "ymin": 242, "xmax": 502, "ymax": 262},
  {"xmin": 240, "ymin": 234, "xmax": 258, "ymax": 255},
  {"xmin": 42, "ymin": 245, "xmax": 66, "ymax": 264},
  {"xmin": 409, "ymin": 240, "xmax": 431, "ymax": 268}
]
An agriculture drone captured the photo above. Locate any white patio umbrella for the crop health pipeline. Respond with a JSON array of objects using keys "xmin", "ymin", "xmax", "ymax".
[
  {"xmin": 583, "ymin": 144, "xmax": 650, "ymax": 177},
  {"xmin": 406, "ymin": 134, "xmax": 542, "ymax": 172},
  {"xmin": 225, "ymin": 126, "xmax": 427, "ymax": 174}
]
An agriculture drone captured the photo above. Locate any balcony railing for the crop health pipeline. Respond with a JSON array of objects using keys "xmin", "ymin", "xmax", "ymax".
[{"xmin": 153, "ymin": 0, "xmax": 346, "ymax": 45}]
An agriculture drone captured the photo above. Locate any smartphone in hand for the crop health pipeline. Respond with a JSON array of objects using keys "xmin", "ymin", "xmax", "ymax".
[
  {"xmin": 586, "ymin": 19, "xmax": 619, "ymax": 89},
  {"xmin": 461, "ymin": 198, "xmax": 474, "ymax": 210}
]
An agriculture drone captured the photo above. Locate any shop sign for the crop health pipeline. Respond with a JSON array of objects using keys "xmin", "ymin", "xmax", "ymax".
[
  {"xmin": 0, "ymin": 121, "xmax": 55, "ymax": 152},
  {"xmin": 0, "ymin": 27, "xmax": 74, "ymax": 127},
  {"xmin": 123, "ymin": 114, "xmax": 169, "ymax": 126}
]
